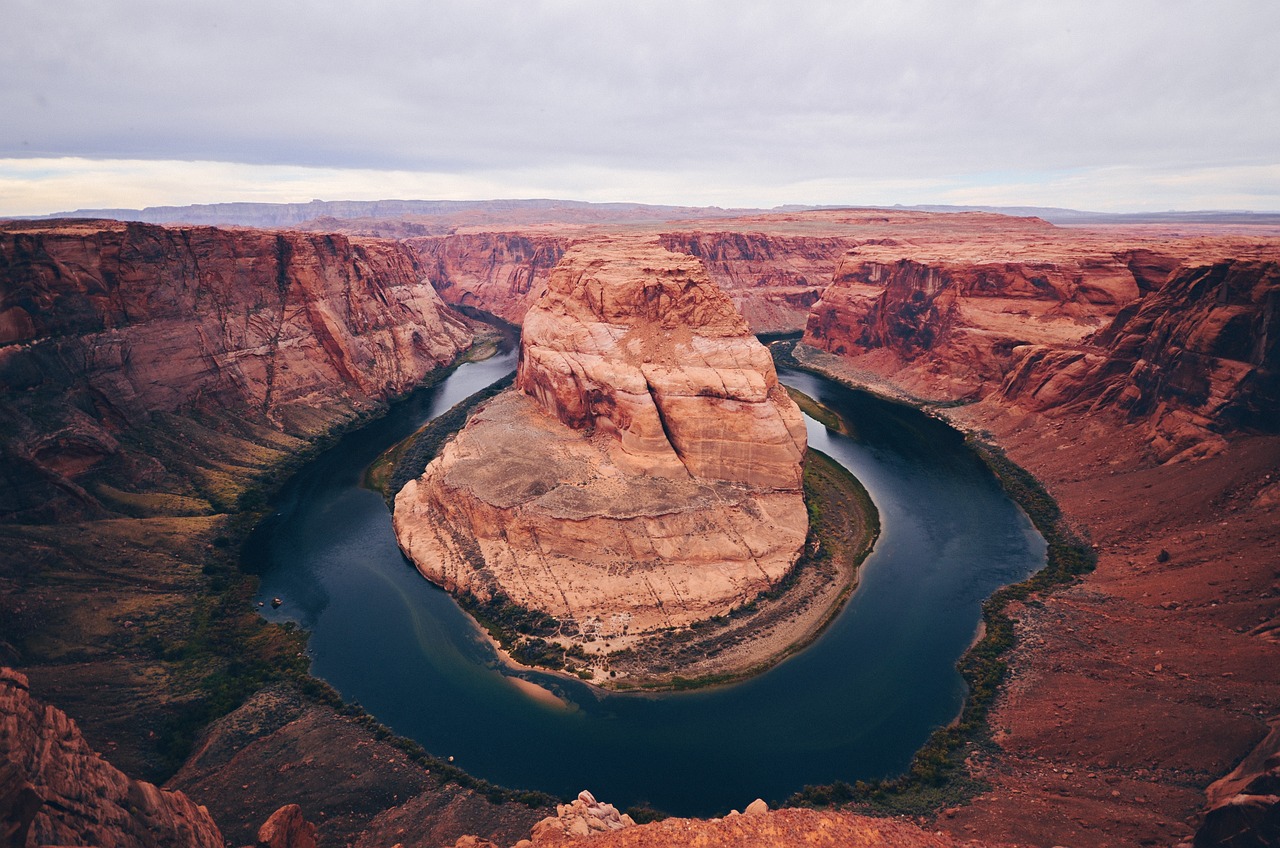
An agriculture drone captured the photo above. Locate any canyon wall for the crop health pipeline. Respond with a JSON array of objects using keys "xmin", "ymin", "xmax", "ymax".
[
  {"xmin": 394, "ymin": 239, "xmax": 808, "ymax": 655},
  {"xmin": 802, "ymin": 240, "xmax": 1279, "ymax": 459},
  {"xmin": 409, "ymin": 232, "xmax": 571, "ymax": 325},
  {"xmin": 408, "ymin": 229, "xmax": 855, "ymax": 334},
  {"xmin": 998, "ymin": 259, "xmax": 1280, "ymax": 461},
  {"xmin": 0, "ymin": 220, "xmax": 471, "ymax": 521},
  {"xmin": 801, "ymin": 246, "xmax": 1159, "ymax": 399},
  {"xmin": 0, "ymin": 667, "xmax": 224, "ymax": 847},
  {"xmin": 657, "ymin": 232, "xmax": 856, "ymax": 333}
]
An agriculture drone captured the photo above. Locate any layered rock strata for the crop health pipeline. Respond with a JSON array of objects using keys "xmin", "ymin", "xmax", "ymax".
[
  {"xmin": 802, "ymin": 246, "xmax": 1156, "ymax": 400},
  {"xmin": 0, "ymin": 667, "xmax": 224, "ymax": 847},
  {"xmin": 410, "ymin": 232, "xmax": 571, "ymax": 325},
  {"xmin": 407, "ymin": 228, "xmax": 855, "ymax": 334},
  {"xmin": 658, "ymin": 232, "xmax": 856, "ymax": 333},
  {"xmin": 998, "ymin": 259, "xmax": 1279, "ymax": 461},
  {"xmin": 394, "ymin": 239, "xmax": 807, "ymax": 645},
  {"xmin": 802, "ymin": 237, "xmax": 1279, "ymax": 460},
  {"xmin": 0, "ymin": 219, "xmax": 471, "ymax": 520}
]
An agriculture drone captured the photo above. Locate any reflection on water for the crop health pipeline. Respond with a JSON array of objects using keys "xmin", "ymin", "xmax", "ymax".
[{"xmin": 246, "ymin": 352, "xmax": 1045, "ymax": 816}]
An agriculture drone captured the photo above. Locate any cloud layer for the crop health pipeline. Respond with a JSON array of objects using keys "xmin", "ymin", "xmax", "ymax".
[{"xmin": 3, "ymin": 1, "xmax": 1278, "ymax": 214}]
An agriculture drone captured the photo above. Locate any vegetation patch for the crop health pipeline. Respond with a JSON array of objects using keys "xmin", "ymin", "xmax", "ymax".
[{"xmin": 785, "ymin": 385, "xmax": 846, "ymax": 433}]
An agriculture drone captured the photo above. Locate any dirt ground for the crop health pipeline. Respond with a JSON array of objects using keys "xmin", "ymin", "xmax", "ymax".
[{"xmin": 929, "ymin": 403, "xmax": 1278, "ymax": 847}]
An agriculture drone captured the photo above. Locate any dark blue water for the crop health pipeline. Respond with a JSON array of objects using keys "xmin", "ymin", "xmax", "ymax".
[{"xmin": 245, "ymin": 347, "xmax": 1044, "ymax": 816}]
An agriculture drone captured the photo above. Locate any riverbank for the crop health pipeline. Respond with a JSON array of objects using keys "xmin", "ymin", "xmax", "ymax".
[
  {"xmin": 600, "ymin": 447, "xmax": 879, "ymax": 691},
  {"xmin": 777, "ymin": 340, "xmax": 1094, "ymax": 812},
  {"xmin": 780, "ymin": 340, "xmax": 1280, "ymax": 848}
]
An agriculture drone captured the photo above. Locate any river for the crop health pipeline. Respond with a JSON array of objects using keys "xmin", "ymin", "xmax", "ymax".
[{"xmin": 245, "ymin": 340, "xmax": 1045, "ymax": 816}]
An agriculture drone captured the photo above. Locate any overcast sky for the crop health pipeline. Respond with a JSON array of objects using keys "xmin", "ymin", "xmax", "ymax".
[{"xmin": 2, "ymin": 0, "xmax": 1278, "ymax": 215}]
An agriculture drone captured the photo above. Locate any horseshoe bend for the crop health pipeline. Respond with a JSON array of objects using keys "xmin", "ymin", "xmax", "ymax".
[{"xmin": 0, "ymin": 207, "xmax": 1277, "ymax": 848}]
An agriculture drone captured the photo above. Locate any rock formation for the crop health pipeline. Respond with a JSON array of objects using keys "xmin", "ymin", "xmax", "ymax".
[
  {"xmin": 519, "ymin": 806, "xmax": 969, "ymax": 847},
  {"xmin": 256, "ymin": 803, "xmax": 319, "ymax": 848},
  {"xmin": 802, "ymin": 244, "xmax": 1155, "ymax": 400},
  {"xmin": 408, "ymin": 228, "xmax": 855, "ymax": 335},
  {"xmin": 802, "ymin": 234, "xmax": 1280, "ymax": 460},
  {"xmin": 0, "ymin": 219, "xmax": 472, "ymax": 521},
  {"xmin": 0, "ymin": 666, "xmax": 224, "ymax": 847},
  {"xmin": 410, "ymin": 232, "xmax": 571, "ymax": 325},
  {"xmin": 998, "ymin": 259, "xmax": 1280, "ymax": 461},
  {"xmin": 167, "ymin": 684, "xmax": 551, "ymax": 848},
  {"xmin": 394, "ymin": 239, "xmax": 807, "ymax": 647},
  {"xmin": 530, "ymin": 789, "xmax": 637, "ymax": 840},
  {"xmin": 1195, "ymin": 718, "xmax": 1280, "ymax": 848},
  {"xmin": 658, "ymin": 231, "xmax": 855, "ymax": 333}
]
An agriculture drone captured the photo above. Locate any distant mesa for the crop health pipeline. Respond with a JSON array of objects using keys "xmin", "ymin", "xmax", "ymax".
[{"xmin": 392, "ymin": 238, "xmax": 808, "ymax": 668}]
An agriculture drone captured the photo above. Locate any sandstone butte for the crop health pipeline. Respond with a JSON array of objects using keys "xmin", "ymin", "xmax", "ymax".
[{"xmin": 393, "ymin": 238, "xmax": 809, "ymax": 655}]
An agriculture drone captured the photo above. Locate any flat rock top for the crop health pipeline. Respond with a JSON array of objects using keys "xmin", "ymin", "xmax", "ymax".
[{"xmin": 441, "ymin": 390, "xmax": 729, "ymax": 519}]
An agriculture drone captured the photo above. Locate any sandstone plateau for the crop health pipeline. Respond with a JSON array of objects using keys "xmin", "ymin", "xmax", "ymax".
[{"xmin": 394, "ymin": 238, "xmax": 808, "ymax": 651}]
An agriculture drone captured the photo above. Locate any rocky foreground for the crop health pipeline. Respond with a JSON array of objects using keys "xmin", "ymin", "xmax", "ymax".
[{"xmin": 393, "ymin": 238, "xmax": 809, "ymax": 662}]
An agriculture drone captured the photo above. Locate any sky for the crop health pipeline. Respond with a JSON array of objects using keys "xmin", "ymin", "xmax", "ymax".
[{"xmin": 2, "ymin": 0, "xmax": 1278, "ymax": 216}]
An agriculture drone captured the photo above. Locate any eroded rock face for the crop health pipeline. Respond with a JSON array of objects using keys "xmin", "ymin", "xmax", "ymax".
[
  {"xmin": 999, "ymin": 260, "xmax": 1280, "ymax": 461},
  {"xmin": 802, "ymin": 248, "xmax": 1150, "ymax": 400},
  {"xmin": 408, "ymin": 229, "xmax": 853, "ymax": 334},
  {"xmin": 394, "ymin": 239, "xmax": 807, "ymax": 641},
  {"xmin": 0, "ymin": 667, "xmax": 224, "ymax": 848},
  {"xmin": 411, "ymin": 232, "xmax": 570, "ymax": 325},
  {"xmin": 0, "ymin": 219, "xmax": 471, "ymax": 520},
  {"xmin": 517, "ymin": 241, "xmax": 807, "ymax": 489},
  {"xmin": 257, "ymin": 803, "xmax": 319, "ymax": 848},
  {"xmin": 659, "ymin": 231, "xmax": 855, "ymax": 333}
]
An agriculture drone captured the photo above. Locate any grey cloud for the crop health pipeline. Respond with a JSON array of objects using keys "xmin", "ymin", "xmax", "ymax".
[{"xmin": 3, "ymin": 0, "xmax": 1278, "ymax": 193}]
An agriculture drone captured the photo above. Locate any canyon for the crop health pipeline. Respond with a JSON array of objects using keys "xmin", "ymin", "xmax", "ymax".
[{"xmin": 0, "ymin": 206, "xmax": 1277, "ymax": 847}]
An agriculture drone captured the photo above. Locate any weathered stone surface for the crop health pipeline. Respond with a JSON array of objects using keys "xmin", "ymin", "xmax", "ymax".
[
  {"xmin": 1194, "ymin": 718, "xmax": 1280, "ymax": 848},
  {"xmin": 530, "ymin": 789, "xmax": 636, "ymax": 842},
  {"xmin": 0, "ymin": 666, "xmax": 224, "ymax": 847},
  {"xmin": 0, "ymin": 219, "xmax": 472, "ymax": 521},
  {"xmin": 802, "ymin": 248, "xmax": 1148, "ymax": 401},
  {"xmin": 517, "ymin": 240, "xmax": 806, "ymax": 489},
  {"xmin": 407, "ymin": 228, "xmax": 854, "ymax": 334},
  {"xmin": 659, "ymin": 231, "xmax": 855, "ymax": 333},
  {"xmin": 258, "ymin": 802, "xmax": 318, "ymax": 848},
  {"xmin": 394, "ymin": 239, "xmax": 807, "ymax": 642},
  {"xmin": 526, "ymin": 806, "xmax": 967, "ymax": 847},
  {"xmin": 999, "ymin": 260, "xmax": 1280, "ymax": 461},
  {"xmin": 410, "ymin": 232, "xmax": 571, "ymax": 324},
  {"xmin": 168, "ymin": 684, "xmax": 550, "ymax": 848}
]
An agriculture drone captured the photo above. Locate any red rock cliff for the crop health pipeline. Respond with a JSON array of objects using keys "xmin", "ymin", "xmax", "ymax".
[
  {"xmin": 998, "ymin": 259, "xmax": 1280, "ymax": 460},
  {"xmin": 802, "ymin": 245, "xmax": 1153, "ymax": 399},
  {"xmin": 659, "ymin": 231, "xmax": 856, "ymax": 333},
  {"xmin": 408, "ymin": 232, "xmax": 571, "ymax": 324},
  {"xmin": 407, "ymin": 229, "xmax": 854, "ymax": 334},
  {"xmin": 0, "ymin": 220, "xmax": 471, "ymax": 521}
]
